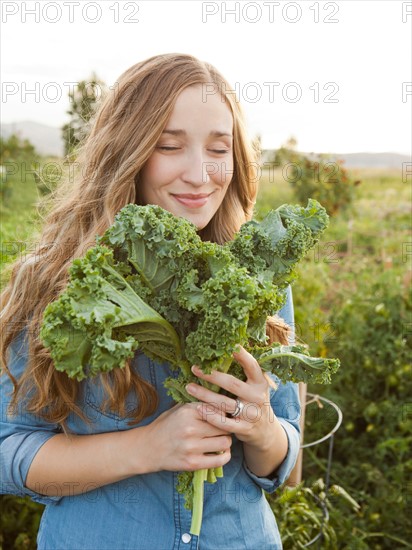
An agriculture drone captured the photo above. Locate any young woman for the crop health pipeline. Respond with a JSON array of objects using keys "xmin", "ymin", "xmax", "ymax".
[{"xmin": 0, "ymin": 53, "xmax": 301, "ymax": 549}]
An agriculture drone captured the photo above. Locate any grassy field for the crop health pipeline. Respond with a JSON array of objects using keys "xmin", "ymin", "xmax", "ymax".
[{"xmin": 0, "ymin": 156, "xmax": 61, "ymax": 287}]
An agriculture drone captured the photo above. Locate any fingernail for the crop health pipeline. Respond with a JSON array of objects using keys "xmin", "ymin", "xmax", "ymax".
[
  {"xmin": 186, "ymin": 384, "xmax": 196, "ymax": 394},
  {"xmin": 191, "ymin": 365, "xmax": 200, "ymax": 374}
]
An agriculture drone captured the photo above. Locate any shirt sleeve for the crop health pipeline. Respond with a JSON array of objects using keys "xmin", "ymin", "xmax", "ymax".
[
  {"xmin": 243, "ymin": 285, "xmax": 302, "ymax": 493},
  {"xmin": 0, "ymin": 328, "xmax": 63, "ymax": 505}
]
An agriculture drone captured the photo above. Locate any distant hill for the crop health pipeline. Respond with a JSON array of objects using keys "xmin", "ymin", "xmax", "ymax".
[
  {"xmin": 261, "ymin": 149, "xmax": 410, "ymax": 169},
  {"xmin": 322, "ymin": 152, "xmax": 410, "ymax": 169},
  {"xmin": 1, "ymin": 121, "xmax": 64, "ymax": 157},
  {"xmin": 1, "ymin": 121, "xmax": 410, "ymax": 168}
]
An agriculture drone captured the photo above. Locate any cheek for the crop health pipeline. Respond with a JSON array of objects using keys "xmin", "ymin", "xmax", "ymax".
[
  {"xmin": 215, "ymin": 158, "xmax": 234, "ymax": 188},
  {"xmin": 141, "ymin": 156, "xmax": 164, "ymax": 184},
  {"xmin": 140, "ymin": 162, "xmax": 174, "ymax": 205}
]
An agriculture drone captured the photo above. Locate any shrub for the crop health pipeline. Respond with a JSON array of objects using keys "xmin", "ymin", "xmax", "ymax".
[
  {"xmin": 271, "ymin": 142, "xmax": 361, "ymax": 216},
  {"xmin": 304, "ymin": 270, "xmax": 412, "ymax": 547},
  {"xmin": 0, "ymin": 496, "xmax": 43, "ymax": 550},
  {"xmin": 268, "ymin": 478, "xmax": 360, "ymax": 549}
]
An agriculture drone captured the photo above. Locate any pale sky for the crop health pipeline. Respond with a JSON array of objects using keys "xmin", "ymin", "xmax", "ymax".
[{"xmin": 1, "ymin": 0, "xmax": 411, "ymax": 154}]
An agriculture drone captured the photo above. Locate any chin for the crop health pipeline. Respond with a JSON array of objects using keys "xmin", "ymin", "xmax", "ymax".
[
  {"xmin": 193, "ymin": 220, "xmax": 208, "ymax": 230},
  {"xmin": 180, "ymin": 215, "xmax": 210, "ymax": 230}
]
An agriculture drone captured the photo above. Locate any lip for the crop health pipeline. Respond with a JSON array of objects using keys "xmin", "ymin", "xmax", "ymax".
[{"xmin": 171, "ymin": 193, "xmax": 212, "ymax": 209}]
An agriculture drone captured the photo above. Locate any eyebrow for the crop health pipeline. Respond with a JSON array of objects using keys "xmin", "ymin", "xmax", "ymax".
[{"xmin": 162, "ymin": 129, "xmax": 233, "ymax": 138}]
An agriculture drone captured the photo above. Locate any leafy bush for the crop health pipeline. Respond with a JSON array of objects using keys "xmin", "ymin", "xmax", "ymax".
[
  {"xmin": 271, "ymin": 140, "xmax": 361, "ymax": 216},
  {"xmin": 268, "ymin": 478, "xmax": 360, "ymax": 549},
  {"xmin": 61, "ymin": 73, "xmax": 108, "ymax": 157},
  {"xmin": 0, "ymin": 496, "xmax": 43, "ymax": 550},
  {"xmin": 304, "ymin": 270, "xmax": 412, "ymax": 548},
  {"xmin": 0, "ymin": 134, "xmax": 37, "ymax": 165}
]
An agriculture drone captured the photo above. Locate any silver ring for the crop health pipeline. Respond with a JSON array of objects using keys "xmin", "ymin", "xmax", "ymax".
[{"xmin": 230, "ymin": 398, "xmax": 245, "ymax": 418}]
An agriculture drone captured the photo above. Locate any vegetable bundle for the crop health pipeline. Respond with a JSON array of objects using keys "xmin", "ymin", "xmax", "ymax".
[{"xmin": 40, "ymin": 200, "xmax": 340, "ymax": 536}]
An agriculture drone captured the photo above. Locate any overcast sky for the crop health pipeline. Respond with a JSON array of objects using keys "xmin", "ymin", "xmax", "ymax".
[{"xmin": 1, "ymin": 0, "xmax": 411, "ymax": 154}]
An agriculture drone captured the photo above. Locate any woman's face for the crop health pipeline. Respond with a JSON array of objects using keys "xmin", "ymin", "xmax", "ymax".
[{"xmin": 138, "ymin": 85, "xmax": 234, "ymax": 229}]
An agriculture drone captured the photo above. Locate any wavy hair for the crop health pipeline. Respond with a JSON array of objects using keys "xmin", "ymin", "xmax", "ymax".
[{"xmin": 0, "ymin": 53, "xmax": 291, "ymax": 433}]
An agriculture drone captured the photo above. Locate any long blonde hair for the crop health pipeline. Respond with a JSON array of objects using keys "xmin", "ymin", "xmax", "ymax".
[{"xmin": 0, "ymin": 53, "xmax": 291, "ymax": 433}]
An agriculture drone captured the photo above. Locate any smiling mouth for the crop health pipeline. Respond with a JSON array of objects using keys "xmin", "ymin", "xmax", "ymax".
[{"xmin": 171, "ymin": 193, "xmax": 213, "ymax": 208}]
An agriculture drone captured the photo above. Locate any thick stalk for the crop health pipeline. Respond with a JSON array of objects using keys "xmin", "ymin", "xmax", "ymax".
[
  {"xmin": 214, "ymin": 466, "xmax": 224, "ymax": 478},
  {"xmin": 190, "ymin": 469, "xmax": 208, "ymax": 536},
  {"xmin": 202, "ymin": 356, "xmax": 234, "ymax": 393}
]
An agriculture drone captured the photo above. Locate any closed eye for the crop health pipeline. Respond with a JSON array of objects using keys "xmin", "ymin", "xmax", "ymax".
[{"xmin": 157, "ymin": 147, "xmax": 229, "ymax": 154}]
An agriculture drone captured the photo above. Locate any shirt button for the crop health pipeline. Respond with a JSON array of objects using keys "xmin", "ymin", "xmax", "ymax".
[{"xmin": 181, "ymin": 533, "xmax": 192, "ymax": 544}]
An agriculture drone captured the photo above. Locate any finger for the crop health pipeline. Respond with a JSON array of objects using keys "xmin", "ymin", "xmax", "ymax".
[
  {"xmin": 186, "ymin": 382, "xmax": 238, "ymax": 415},
  {"xmin": 198, "ymin": 434, "xmax": 232, "ymax": 455},
  {"xmin": 191, "ymin": 448, "xmax": 231, "ymax": 471},
  {"xmin": 191, "ymin": 349, "xmax": 264, "ymax": 394},
  {"xmin": 188, "ymin": 403, "xmax": 233, "ymax": 435},
  {"xmin": 232, "ymin": 346, "xmax": 265, "ymax": 385},
  {"xmin": 197, "ymin": 402, "xmax": 267, "ymax": 445},
  {"xmin": 192, "ymin": 364, "xmax": 247, "ymax": 398},
  {"xmin": 197, "ymin": 402, "xmax": 248, "ymax": 428}
]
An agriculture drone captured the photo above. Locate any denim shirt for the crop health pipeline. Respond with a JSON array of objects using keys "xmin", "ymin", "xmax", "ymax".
[{"xmin": 1, "ymin": 286, "xmax": 301, "ymax": 550}]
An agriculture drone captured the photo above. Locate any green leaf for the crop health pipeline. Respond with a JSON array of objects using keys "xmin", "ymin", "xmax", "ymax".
[{"xmin": 248, "ymin": 343, "xmax": 340, "ymax": 385}]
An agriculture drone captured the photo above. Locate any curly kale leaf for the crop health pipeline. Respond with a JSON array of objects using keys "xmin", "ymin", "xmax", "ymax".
[
  {"xmin": 183, "ymin": 265, "xmax": 259, "ymax": 373},
  {"xmin": 40, "ymin": 245, "xmax": 183, "ymax": 381},
  {"xmin": 97, "ymin": 204, "xmax": 203, "ymax": 295},
  {"xmin": 246, "ymin": 343, "xmax": 340, "ymax": 385},
  {"xmin": 97, "ymin": 204, "xmax": 209, "ymax": 353},
  {"xmin": 228, "ymin": 199, "xmax": 329, "ymax": 287}
]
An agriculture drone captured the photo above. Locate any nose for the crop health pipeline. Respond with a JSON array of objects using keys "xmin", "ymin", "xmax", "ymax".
[{"xmin": 181, "ymin": 149, "xmax": 211, "ymax": 187}]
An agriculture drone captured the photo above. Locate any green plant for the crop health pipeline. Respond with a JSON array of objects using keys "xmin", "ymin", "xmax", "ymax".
[
  {"xmin": 0, "ymin": 166, "xmax": 13, "ymax": 204},
  {"xmin": 271, "ymin": 140, "xmax": 361, "ymax": 216},
  {"xmin": 268, "ymin": 478, "xmax": 360, "ymax": 549},
  {"xmin": 40, "ymin": 201, "xmax": 334, "ymax": 380},
  {"xmin": 304, "ymin": 270, "xmax": 412, "ymax": 547},
  {"xmin": 0, "ymin": 496, "xmax": 44, "ymax": 550},
  {"xmin": 258, "ymin": 165, "xmax": 411, "ymax": 547},
  {"xmin": 61, "ymin": 72, "xmax": 108, "ymax": 157}
]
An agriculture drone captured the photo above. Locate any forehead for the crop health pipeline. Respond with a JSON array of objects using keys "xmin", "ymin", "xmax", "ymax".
[{"xmin": 167, "ymin": 85, "xmax": 233, "ymax": 134}]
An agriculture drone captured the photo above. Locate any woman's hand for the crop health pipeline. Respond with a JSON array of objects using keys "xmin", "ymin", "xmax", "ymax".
[
  {"xmin": 185, "ymin": 346, "xmax": 276, "ymax": 449},
  {"xmin": 143, "ymin": 402, "xmax": 233, "ymax": 473}
]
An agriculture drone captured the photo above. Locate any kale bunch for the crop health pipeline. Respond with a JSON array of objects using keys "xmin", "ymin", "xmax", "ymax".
[{"xmin": 41, "ymin": 201, "xmax": 336, "ymax": 382}]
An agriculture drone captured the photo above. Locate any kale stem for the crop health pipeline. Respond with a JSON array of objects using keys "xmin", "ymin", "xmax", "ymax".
[
  {"xmin": 190, "ymin": 469, "xmax": 207, "ymax": 536},
  {"xmin": 215, "ymin": 466, "xmax": 224, "ymax": 478},
  {"xmin": 207, "ymin": 468, "xmax": 216, "ymax": 483},
  {"xmin": 202, "ymin": 355, "xmax": 234, "ymax": 393}
]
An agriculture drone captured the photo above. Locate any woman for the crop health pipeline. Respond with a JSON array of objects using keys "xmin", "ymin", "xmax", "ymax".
[{"xmin": 0, "ymin": 53, "xmax": 300, "ymax": 549}]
